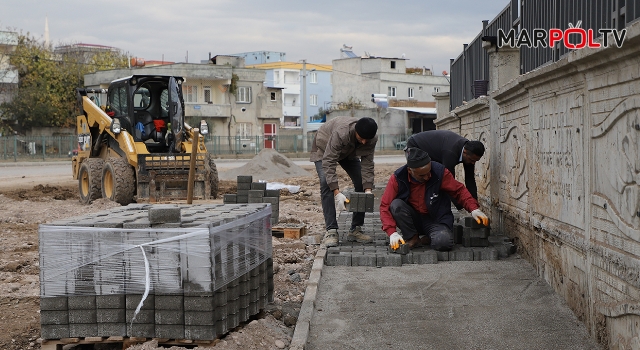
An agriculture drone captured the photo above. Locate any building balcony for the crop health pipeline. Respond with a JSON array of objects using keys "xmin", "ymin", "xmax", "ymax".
[{"xmin": 185, "ymin": 103, "xmax": 231, "ymax": 118}]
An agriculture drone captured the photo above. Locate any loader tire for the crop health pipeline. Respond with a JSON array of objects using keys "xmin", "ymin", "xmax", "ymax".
[
  {"xmin": 209, "ymin": 156, "xmax": 219, "ymax": 199},
  {"xmin": 78, "ymin": 158, "xmax": 104, "ymax": 204},
  {"xmin": 102, "ymin": 157, "xmax": 135, "ymax": 205}
]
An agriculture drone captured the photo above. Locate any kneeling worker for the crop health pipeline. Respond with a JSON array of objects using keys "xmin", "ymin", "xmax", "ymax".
[{"xmin": 380, "ymin": 147, "xmax": 489, "ymax": 251}]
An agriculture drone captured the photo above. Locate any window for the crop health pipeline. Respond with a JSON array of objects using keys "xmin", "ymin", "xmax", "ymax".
[
  {"xmin": 434, "ymin": 86, "xmax": 440, "ymax": 93},
  {"xmin": 237, "ymin": 86, "xmax": 252, "ymax": 103},
  {"xmin": 310, "ymin": 94, "xmax": 318, "ymax": 106},
  {"xmin": 310, "ymin": 72, "xmax": 317, "ymax": 83},
  {"xmin": 270, "ymin": 92, "xmax": 277, "ymax": 101},
  {"xmin": 108, "ymin": 85, "xmax": 128, "ymax": 116},
  {"xmin": 388, "ymin": 86, "xmax": 397, "ymax": 97},
  {"xmin": 237, "ymin": 123, "xmax": 251, "ymax": 139},
  {"xmin": 184, "ymin": 85, "xmax": 197, "ymax": 103},
  {"xmin": 390, "ymin": 61, "xmax": 396, "ymax": 69},
  {"xmin": 408, "ymin": 87, "xmax": 414, "ymax": 99},
  {"xmin": 204, "ymin": 86, "xmax": 212, "ymax": 103}
]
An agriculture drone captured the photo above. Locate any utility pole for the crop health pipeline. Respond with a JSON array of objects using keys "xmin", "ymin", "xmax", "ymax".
[{"xmin": 301, "ymin": 59, "xmax": 308, "ymax": 152}]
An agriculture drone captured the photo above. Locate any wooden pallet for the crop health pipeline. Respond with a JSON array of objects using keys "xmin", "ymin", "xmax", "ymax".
[
  {"xmin": 272, "ymin": 224, "xmax": 307, "ymax": 239},
  {"xmin": 39, "ymin": 336, "xmax": 218, "ymax": 350}
]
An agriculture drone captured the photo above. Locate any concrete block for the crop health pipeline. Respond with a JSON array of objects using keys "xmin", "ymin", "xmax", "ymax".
[
  {"xmin": 41, "ymin": 324, "xmax": 70, "ymax": 339},
  {"xmin": 69, "ymin": 323, "xmax": 98, "ymax": 337},
  {"xmin": 155, "ymin": 295, "xmax": 183, "ymax": 310},
  {"xmin": 413, "ymin": 251, "xmax": 438, "ymax": 264},
  {"xmin": 450, "ymin": 248, "xmax": 474, "ymax": 261},
  {"xmin": 453, "ymin": 224, "xmax": 464, "ymax": 244},
  {"xmin": 248, "ymin": 197, "xmax": 264, "ymax": 203},
  {"xmin": 236, "ymin": 195, "xmax": 248, "ymax": 203},
  {"xmin": 223, "ymin": 194, "xmax": 237, "ymax": 203},
  {"xmin": 248, "ymin": 190, "xmax": 264, "ymax": 199},
  {"xmin": 325, "ymin": 252, "xmax": 352, "ymax": 266},
  {"xmin": 251, "ymin": 182, "xmax": 267, "ymax": 191},
  {"xmin": 464, "ymin": 216, "xmax": 489, "ymax": 228},
  {"xmin": 97, "ymin": 323, "xmax": 127, "ymax": 337},
  {"xmin": 437, "ymin": 250, "xmax": 450, "ymax": 261},
  {"xmin": 128, "ymin": 323, "xmax": 155, "ymax": 338},
  {"xmin": 126, "ymin": 294, "xmax": 154, "ymax": 310},
  {"xmin": 376, "ymin": 253, "xmax": 402, "ymax": 267},
  {"xmin": 473, "ymin": 247, "xmax": 498, "ymax": 261},
  {"xmin": 401, "ymin": 252, "xmax": 414, "ymax": 264},
  {"xmin": 227, "ymin": 313, "xmax": 240, "ymax": 330},
  {"xmin": 184, "ymin": 295, "xmax": 214, "ymax": 311},
  {"xmin": 463, "ymin": 227, "xmax": 490, "ymax": 239},
  {"xmin": 185, "ymin": 325, "xmax": 217, "ymax": 340},
  {"xmin": 216, "ymin": 318, "xmax": 228, "ymax": 336},
  {"xmin": 365, "ymin": 193, "xmax": 375, "ymax": 212},
  {"xmin": 263, "ymin": 196, "xmax": 279, "ymax": 205},
  {"xmin": 357, "ymin": 194, "xmax": 367, "ymax": 212},
  {"xmin": 265, "ymin": 189, "xmax": 281, "ymax": 197},
  {"xmin": 155, "ymin": 324, "xmax": 185, "ymax": 339},
  {"xmin": 239, "ymin": 307, "xmax": 250, "ymax": 323},
  {"xmin": 68, "ymin": 296, "xmax": 95, "ymax": 309},
  {"xmin": 40, "ymin": 310, "xmax": 69, "ymax": 325},
  {"xmin": 68, "ymin": 309, "xmax": 96, "ymax": 324},
  {"xmin": 96, "ymin": 294, "xmax": 125, "ymax": 309},
  {"xmin": 148, "ymin": 204, "xmax": 181, "ymax": 224},
  {"xmin": 237, "ymin": 189, "xmax": 249, "ymax": 196},
  {"xmin": 237, "ymin": 182, "xmax": 251, "ymax": 190},
  {"xmin": 352, "ymin": 253, "xmax": 377, "ymax": 266},
  {"xmin": 127, "ymin": 309, "xmax": 154, "ymax": 324},
  {"xmin": 237, "ymin": 175, "xmax": 253, "ymax": 183},
  {"xmin": 388, "ymin": 244, "xmax": 410, "ymax": 255},
  {"xmin": 40, "ymin": 297, "xmax": 68, "ymax": 311},
  {"xmin": 155, "ymin": 309, "xmax": 184, "ymax": 325},
  {"xmin": 184, "ymin": 311, "xmax": 216, "ymax": 326}
]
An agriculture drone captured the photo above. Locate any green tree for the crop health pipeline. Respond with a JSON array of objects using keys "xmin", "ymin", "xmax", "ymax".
[{"xmin": 0, "ymin": 33, "xmax": 130, "ymax": 133}]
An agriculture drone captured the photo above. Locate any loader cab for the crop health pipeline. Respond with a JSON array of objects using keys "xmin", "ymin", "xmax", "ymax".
[{"xmin": 106, "ymin": 75, "xmax": 185, "ymax": 153}]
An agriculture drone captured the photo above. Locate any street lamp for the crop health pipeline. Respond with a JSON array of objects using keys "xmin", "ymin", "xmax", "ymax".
[{"xmin": 300, "ymin": 61, "xmax": 316, "ymax": 152}]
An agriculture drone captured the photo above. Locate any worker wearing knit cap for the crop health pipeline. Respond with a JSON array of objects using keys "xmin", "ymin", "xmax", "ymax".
[
  {"xmin": 380, "ymin": 147, "xmax": 489, "ymax": 251},
  {"xmin": 310, "ymin": 116, "xmax": 378, "ymax": 248}
]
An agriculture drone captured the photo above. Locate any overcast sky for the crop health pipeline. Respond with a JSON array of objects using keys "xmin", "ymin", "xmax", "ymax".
[{"xmin": 2, "ymin": 0, "xmax": 508, "ymax": 75}]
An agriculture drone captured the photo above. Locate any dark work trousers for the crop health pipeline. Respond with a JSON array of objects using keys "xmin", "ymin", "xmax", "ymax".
[
  {"xmin": 314, "ymin": 159, "xmax": 365, "ymax": 231},
  {"xmin": 389, "ymin": 198, "xmax": 454, "ymax": 251}
]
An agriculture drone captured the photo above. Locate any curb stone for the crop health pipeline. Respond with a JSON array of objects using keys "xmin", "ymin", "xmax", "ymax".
[{"xmin": 290, "ymin": 247, "xmax": 326, "ymax": 349}]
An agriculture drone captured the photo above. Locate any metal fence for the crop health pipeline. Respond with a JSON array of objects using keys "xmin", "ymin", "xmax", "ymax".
[
  {"xmin": 450, "ymin": 0, "xmax": 640, "ymax": 110},
  {"xmin": 0, "ymin": 134, "xmax": 408, "ymax": 161}
]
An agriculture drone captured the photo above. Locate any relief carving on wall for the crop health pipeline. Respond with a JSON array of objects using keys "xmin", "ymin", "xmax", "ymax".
[
  {"xmin": 592, "ymin": 96, "xmax": 640, "ymax": 236},
  {"xmin": 500, "ymin": 125, "xmax": 528, "ymax": 199}
]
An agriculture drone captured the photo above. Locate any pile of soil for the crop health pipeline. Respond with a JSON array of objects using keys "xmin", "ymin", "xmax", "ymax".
[{"xmin": 219, "ymin": 149, "xmax": 311, "ymax": 181}]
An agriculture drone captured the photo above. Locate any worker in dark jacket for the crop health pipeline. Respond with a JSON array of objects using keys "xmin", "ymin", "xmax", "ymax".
[
  {"xmin": 406, "ymin": 130, "xmax": 484, "ymax": 200},
  {"xmin": 380, "ymin": 147, "xmax": 489, "ymax": 251},
  {"xmin": 310, "ymin": 116, "xmax": 378, "ymax": 247}
]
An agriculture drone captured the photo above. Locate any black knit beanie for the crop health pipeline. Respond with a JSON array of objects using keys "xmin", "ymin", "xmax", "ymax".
[
  {"xmin": 355, "ymin": 117, "xmax": 378, "ymax": 139},
  {"xmin": 405, "ymin": 147, "xmax": 431, "ymax": 168}
]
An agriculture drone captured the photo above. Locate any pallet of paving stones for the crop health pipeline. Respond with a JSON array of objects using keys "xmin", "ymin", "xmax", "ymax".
[
  {"xmin": 223, "ymin": 175, "xmax": 281, "ymax": 225},
  {"xmin": 39, "ymin": 203, "xmax": 274, "ymax": 341}
]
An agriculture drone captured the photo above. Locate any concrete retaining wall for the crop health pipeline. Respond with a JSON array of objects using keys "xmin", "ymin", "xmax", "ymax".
[{"xmin": 438, "ymin": 20, "xmax": 640, "ymax": 348}]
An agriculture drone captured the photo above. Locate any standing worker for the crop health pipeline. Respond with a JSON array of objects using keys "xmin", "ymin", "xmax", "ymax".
[
  {"xmin": 406, "ymin": 130, "xmax": 485, "ymax": 200},
  {"xmin": 380, "ymin": 147, "xmax": 489, "ymax": 251},
  {"xmin": 310, "ymin": 116, "xmax": 378, "ymax": 247}
]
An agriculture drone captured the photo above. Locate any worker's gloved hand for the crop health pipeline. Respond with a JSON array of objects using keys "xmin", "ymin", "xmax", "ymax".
[
  {"xmin": 364, "ymin": 189, "xmax": 372, "ymax": 194},
  {"xmin": 389, "ymin": 232, "xmax": 405, "ymax": 250},
  {"xmin": 471, "ymin": 209, "xmax": 489, "ymax": 226},
  {"xmin": 334, "ymin": 192, "xmax": 348, "ymax": 212}
]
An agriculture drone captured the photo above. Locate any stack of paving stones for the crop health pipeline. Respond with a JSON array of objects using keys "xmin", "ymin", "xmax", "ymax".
[
  {"xmin": 347, "ymin": 192, "xmax": 375, "ymax": 213},
  {"xmin": 223, "ymin": 175, "xmax": 281, "ymax": 226},
  {"xmin": 39, "ymin": 203, "xmax": 273, "ymax": 341},
  {"xmin": 324, "ymin": 211, "xmax": 516, "ymax": 267}
]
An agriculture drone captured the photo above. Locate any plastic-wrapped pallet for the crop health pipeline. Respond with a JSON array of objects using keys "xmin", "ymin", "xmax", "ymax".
[{"xmin": 39, "ymin": 203, "xmax": 273, "ymax": 341}]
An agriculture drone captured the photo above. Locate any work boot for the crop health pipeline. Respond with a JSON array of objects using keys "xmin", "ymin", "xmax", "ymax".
[
  {"xmin": 346, "ymin": 226, "xmax": 373, "ymax": 243},
  {"xmin": 322, "ymin": 229, "xmax": 339, "ymax": 248}
]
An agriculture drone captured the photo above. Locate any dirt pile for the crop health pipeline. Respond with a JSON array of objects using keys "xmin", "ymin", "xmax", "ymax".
[{"xmin": 219, "ymin": 148, "xmax": 311, "ymax": 181}]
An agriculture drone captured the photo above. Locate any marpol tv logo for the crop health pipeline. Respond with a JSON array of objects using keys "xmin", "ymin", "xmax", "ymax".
[{"xmin": 498, "ymin": 21, "xmax": 627, "ymax": 49}]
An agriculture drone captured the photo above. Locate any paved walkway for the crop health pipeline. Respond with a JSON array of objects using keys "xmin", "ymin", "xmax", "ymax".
[{"xmin": 290, "ymin": 212, "xmax": 602, "ymax": 350}]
